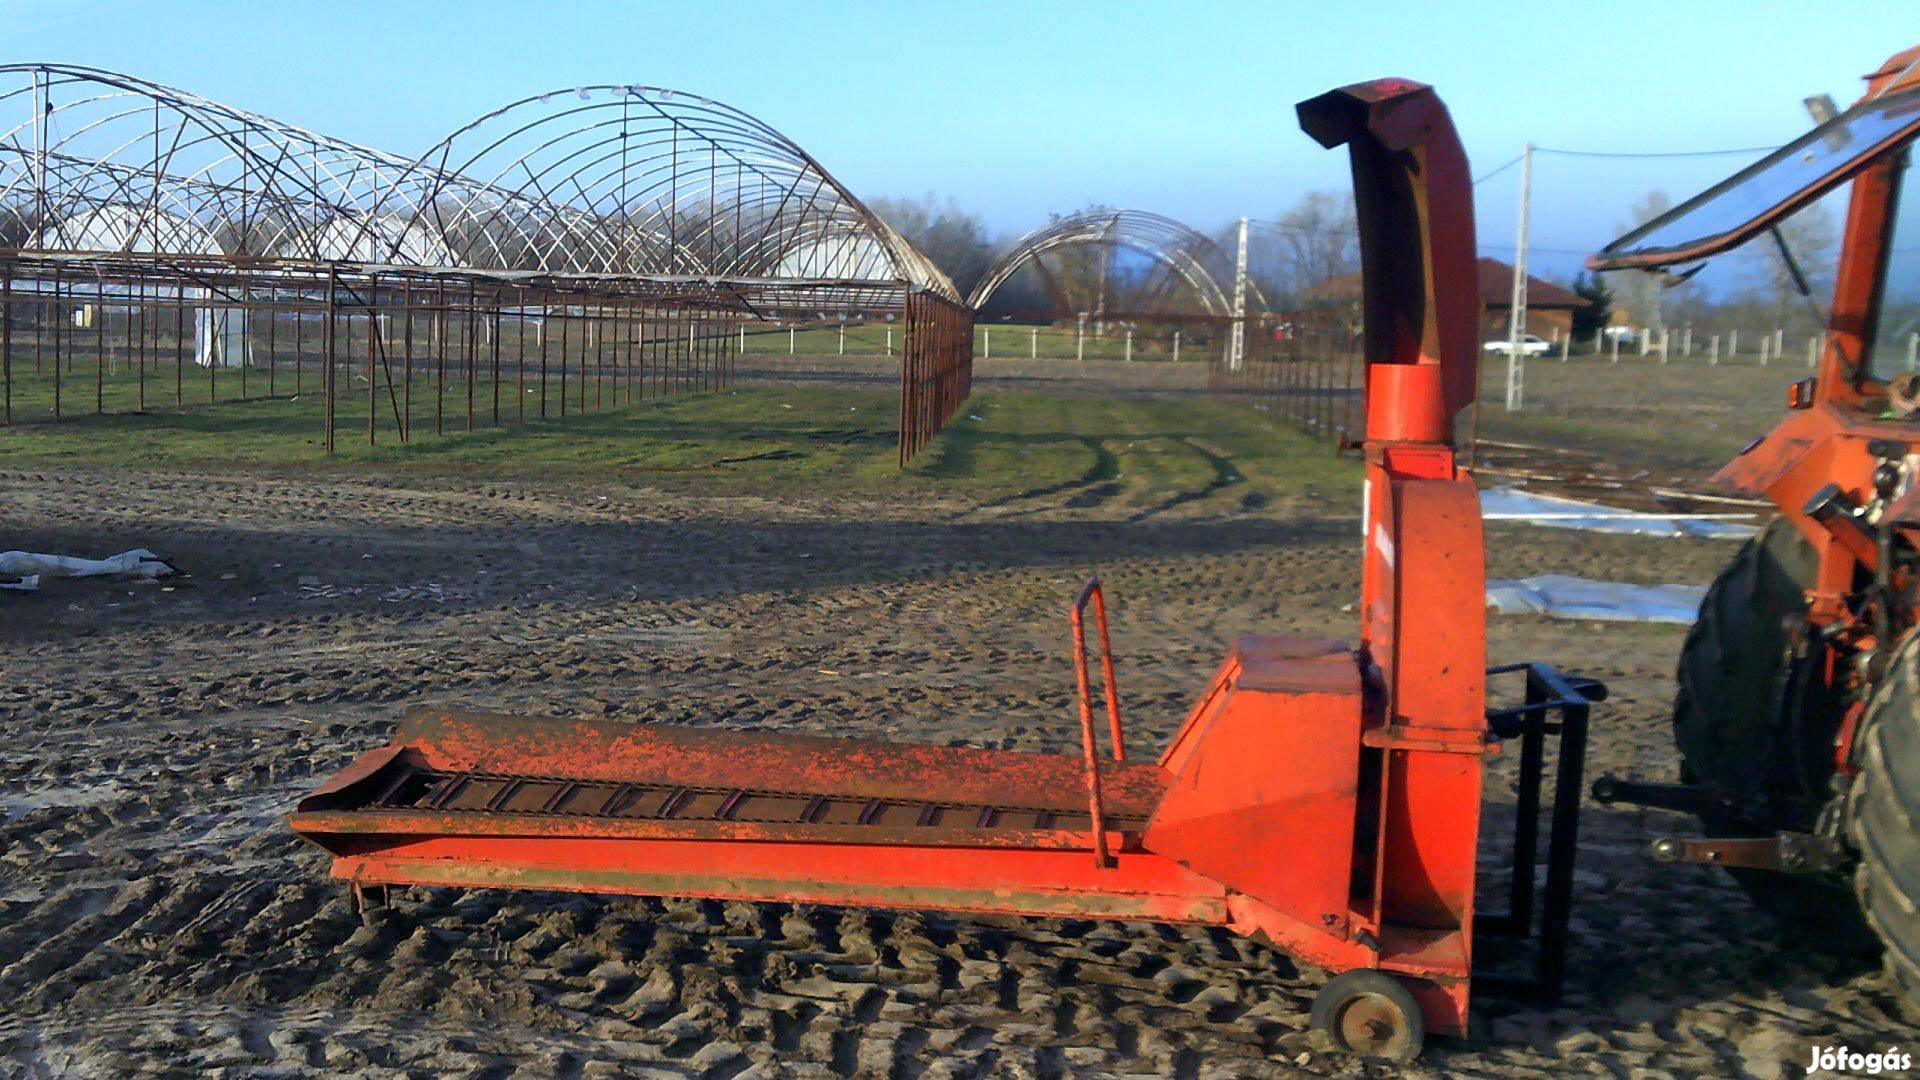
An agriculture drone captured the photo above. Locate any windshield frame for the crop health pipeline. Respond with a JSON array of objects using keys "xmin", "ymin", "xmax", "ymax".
[{"xmin": 1590, "ymin": 86, "xmax": 1920, "ymax": 272}]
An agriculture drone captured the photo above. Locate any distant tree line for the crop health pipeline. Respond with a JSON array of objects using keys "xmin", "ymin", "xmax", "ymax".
[
  {"xmin": 873, "ymin": 185, "xmax": 1841, "ymax": 343},
  {"xmin": 869, "ymin": 191, "xmax": 1367, "ymax": 318}
]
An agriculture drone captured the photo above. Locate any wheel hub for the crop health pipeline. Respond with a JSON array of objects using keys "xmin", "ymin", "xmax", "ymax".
[{"xmin": 1336, "ymin": 994, "xmax": 1405, "ymax": 1055}]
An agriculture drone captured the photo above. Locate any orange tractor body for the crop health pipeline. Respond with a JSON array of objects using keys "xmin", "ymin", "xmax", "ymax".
[{"xmin": 1589, "ymin": 45, "xmax": 1920, "ymax": 1004}]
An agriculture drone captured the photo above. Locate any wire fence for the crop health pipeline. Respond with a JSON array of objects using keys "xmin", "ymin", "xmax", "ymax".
[
  {"xmin": 900, "ymin": 292, "xmax": 974, "ymax": 464},
  {"xmin": 0, "ymin": 261, "xmax": 743, "ymax": 447},
  {"xmin": 0, "ymin": 257, "xmax": 983, "ymax": 464},
  {"xmin": 1206, "ymin": 311, "xmax": 1364, "ymax": 447}
]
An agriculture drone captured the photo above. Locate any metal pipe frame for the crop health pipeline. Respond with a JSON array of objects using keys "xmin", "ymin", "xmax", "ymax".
[{"xmin": 0, "ymin": 65, "xmax": 977, "ymax": 461}]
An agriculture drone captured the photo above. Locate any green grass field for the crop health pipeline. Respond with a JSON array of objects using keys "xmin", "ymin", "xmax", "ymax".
[{"xmin": 0, "ymin": 383, "xmax": 1355, "ymax": 512}]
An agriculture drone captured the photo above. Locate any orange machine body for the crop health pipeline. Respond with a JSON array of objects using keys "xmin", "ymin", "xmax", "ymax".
[
  {"xmin": 1647, "ymin": 45, "xmax": 1920, "ymax": 644},
  {"xmin": 293, "ymin": 78, "xmax": 1559, "ymax": 1044}
]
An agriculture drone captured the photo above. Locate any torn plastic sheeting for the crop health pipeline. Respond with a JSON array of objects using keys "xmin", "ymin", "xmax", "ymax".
[
  {"xmin": 1480, "ymin": 486, "xmax": 1758, "ymax": 539},
  {"xmin": 0, "ymin": 548, "xmax": 176, "ymax": 591},
  {"xmin": 1487, "ymin": 574, "xmax": 1708, "ymax": 625}
]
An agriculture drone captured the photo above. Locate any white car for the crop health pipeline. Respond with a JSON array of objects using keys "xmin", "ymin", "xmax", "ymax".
[{"xmin": 1484, "ymin": 334, "xmax": 1553, "ymax": 357}]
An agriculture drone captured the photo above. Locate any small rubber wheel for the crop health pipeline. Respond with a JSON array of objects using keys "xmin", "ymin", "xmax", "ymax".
[{"xmin": 1310, "ymin": 970, "xmax": 1425, "ymax": 1063}]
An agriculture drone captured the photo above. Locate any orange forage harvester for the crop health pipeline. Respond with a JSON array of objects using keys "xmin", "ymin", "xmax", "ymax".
[{"xmin": 291, "ymin": 78, "xmax": 1603, "ymax": 1064}]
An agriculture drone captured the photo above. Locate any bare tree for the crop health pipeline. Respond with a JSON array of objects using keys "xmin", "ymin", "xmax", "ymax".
[
  {"xmin": 1607, "ymin": 190, "xmax": 1673, "ymax": 333},
  {"xmin": 1253, "ymin": 191, "xmax": 1358, "ymax": 300},
  {"xmin": 866, "ymin": 195, "xmax": 995, "ymax": 300},
  {"xmin": 1748, "ymin": 200, "xmax": 1838, "ymax": 331}
]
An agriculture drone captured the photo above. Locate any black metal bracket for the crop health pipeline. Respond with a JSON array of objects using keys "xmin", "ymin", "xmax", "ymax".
[
  {"xmin": 1592, "ymin": 774, "xmax": 1745, "ymax": 819},
  {"xmin": 1473, "ymin": 662, "xmax": 1604, "ymax": 1003}
]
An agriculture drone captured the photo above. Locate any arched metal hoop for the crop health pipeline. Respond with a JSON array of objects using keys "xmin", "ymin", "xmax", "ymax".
[
  {"xmin": 0, "ymin": 66, "xmax": 955, "ymax": 301},
  {"xmin": 967, "ymin": 209, "xmax": 1265, "ymax": 319}
]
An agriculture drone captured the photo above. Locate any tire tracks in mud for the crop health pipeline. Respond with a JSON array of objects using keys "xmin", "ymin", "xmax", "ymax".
[{"xmin": 2, "ymin": 467, "xmax": 1913, "ymax": 1077}]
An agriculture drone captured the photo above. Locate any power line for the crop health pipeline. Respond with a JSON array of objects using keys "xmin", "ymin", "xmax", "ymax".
[
  {"xmin": 1478, "ymin": 242, "xmax": 1603, "ymax": 256},
  {"xmin": 1533, "ymin": 143, "xmax": 1777, "ymax": 160},
  {"xmin": 1472, "ymin": 153, "xmax": 1524, "ymax": 186}
]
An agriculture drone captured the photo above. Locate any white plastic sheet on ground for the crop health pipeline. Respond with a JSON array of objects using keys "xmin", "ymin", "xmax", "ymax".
[
  {"xmin": 0, "ymin": 549, "xmax": 176, "ymax": 592},
  {"xmin": 1486, "ymin": 574, "xmax": 1707, "ymax": 625},
  {"xmin": 1480, "ymin": 485, "xmax": 1758, "ymax": 539}
]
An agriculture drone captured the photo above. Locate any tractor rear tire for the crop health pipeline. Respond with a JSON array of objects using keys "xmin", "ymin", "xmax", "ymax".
[
  {"xmin": 1848, "ymin": 632, "xmax": 1920, "ymax": 1014},
  {"xmin": 1674, "ymin": 519, "xmax": 1876, "ymax": 952}
]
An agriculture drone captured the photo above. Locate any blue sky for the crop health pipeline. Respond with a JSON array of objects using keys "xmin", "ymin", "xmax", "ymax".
[{"xmin": 5, "ymin": 0, "xmax": 1915, "ymax": 282}]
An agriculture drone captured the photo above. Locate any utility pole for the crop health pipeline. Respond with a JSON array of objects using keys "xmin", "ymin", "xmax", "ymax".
[
  {"xmin": 1504, "ymin": 142, "xmax": 1533, "ymax": 411},
  {"xmin": 1230, "ymin": 215, "xmax": 1248, "ymax": 371}
]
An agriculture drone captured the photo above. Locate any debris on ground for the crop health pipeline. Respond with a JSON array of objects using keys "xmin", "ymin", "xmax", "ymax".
[
  {"xmin": 1487, "ymin": 574, "xmax": 1708, "ymax": 624},
  {"xmin": 0, "ymin": 548, "xmax": 177, "ymax": 592},
  {"xmin": 1481, "ymin": 486, "xmax": 1758, "ymax": 539}
]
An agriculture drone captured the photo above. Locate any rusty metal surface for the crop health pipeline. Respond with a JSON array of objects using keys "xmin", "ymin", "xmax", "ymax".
[
  {"xmin": 326, "ymin": 841, "xmax": 1235, "ymax": 926},
  {"xmin": 898, "ymin": 290, "xmax": 972, "ymax": 464},
  {"xmin": 361, "ymin": 708, "xmax": 1172, "ymax": 818},
  {"xmin": 291, "ymin": 748, "xmax": 1154, "ymax": 852}
]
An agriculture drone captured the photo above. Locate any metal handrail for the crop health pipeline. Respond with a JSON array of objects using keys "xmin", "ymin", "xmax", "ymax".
[{"xmin": 1069, "ymin": 577, "xmax": 1124, "ymax": 867}]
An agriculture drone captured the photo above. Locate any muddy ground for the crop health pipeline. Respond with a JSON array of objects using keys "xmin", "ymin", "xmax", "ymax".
[{"xmin": 1, "ymin": 358, "xmax": 1913, "ymax": 1078}]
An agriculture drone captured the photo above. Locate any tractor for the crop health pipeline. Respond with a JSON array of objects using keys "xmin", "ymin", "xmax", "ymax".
[{"xmin": 1589, "ymin": 42, "xmax": 1920, "ymax": 1014}]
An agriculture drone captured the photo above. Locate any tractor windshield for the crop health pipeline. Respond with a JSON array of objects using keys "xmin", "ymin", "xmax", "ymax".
[
  {"xmin": 1592, "ymin": 85, "xmax": 1920, "ymax": 271},
  {"xmin": 1868, "ymin": 150, "xmax": 1920, "ymax": 381}
]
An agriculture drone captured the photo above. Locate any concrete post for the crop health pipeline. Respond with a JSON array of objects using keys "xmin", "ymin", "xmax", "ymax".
[
  {"xmin": 1503, "ymin": 143, "xmax": 1533, "ymax": 411},
  {"xmin": 1230, "ymin": 216, "xmax": 1248, "ymax": 371},
  {"xmin": 1124, "ymin": 328, "xmax": 1133, "ymax": 361},
  {"xmin": 1030, "ymin": 327, "xmax": 1037, "ymax": 358},
  {"xmin": 1710, "ymin": 334, "xmax": 1720, "ymax": 365}
]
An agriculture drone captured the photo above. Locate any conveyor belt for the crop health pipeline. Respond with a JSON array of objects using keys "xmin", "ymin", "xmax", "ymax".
[{"xmin": 359, "ymin": 762, "xmax": 1151, "ymax": 833}]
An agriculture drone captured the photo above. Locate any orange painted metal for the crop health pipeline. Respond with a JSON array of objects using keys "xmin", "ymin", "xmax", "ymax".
[
  {"xmin": 292, "ymin": 77, "xmax": 1497, "ymax": 1045},
  {"xmin": 1708, "ymin": 43, "xmax": 1920, "ymax": 659},
  {"xmin": 1068, "ymin": 577, "xmax": 1125, "ymax": 867}
]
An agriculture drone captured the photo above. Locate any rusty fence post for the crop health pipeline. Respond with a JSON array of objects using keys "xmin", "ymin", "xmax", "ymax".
[
  {"xmin": 265, "ymin": 280, "xmax": 276, "ymax": 400},
  {"xmin": 323, "ymin": 265, "xmax": 338, "ymax": 453},
  {"xmin": 464, "ymin": 280, "xmax": 477, "ymax": 432},
  {"xmin": 434, "ymin": 280, "xmax": 446, "ymax": 436},
  {"xmin": 51, "ymin": 267, "xmax": 62, "ymax": 420},
  {"xmin": 1, "ymin": 264, "xmax": 9, "ymax": 427},
  {"xmin": 402, "ymin": 284, "xmax": 414, "ymax": 442},
  {"xmin": 368, "ymin": 277, "xmax": 378, "ymax": 446},
  {"xmin": 491, "ymin": 292, "xmax": 502, "ymax": 426}
]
